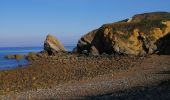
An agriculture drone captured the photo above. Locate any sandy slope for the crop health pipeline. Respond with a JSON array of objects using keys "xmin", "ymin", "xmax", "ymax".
[{"xmin": 0, "ymin": 55, "xmax": 170, "ymax": 100}]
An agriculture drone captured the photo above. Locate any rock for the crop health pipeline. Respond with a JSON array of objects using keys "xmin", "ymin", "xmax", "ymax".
[
  {"xmin": 90, "ymin": 46, "xmax": 100, "ymax": 56},
  {"xmin": 72, "ymin": 47, "xmax": 79, "ymax": 54},
  {"xmin": 26, "ymin": 52, "xmax": 48, "ymax": 61},
  {"xmin": 4, "ymin": 55, "xmax": 15, "ymax": 59},
  {"xmin": 44, "ymin": 34, "xmax": 67, "ymax": 55},
  {"xmin": 26, "ymin": 52, "xmax": 39, "ymax": 61},
  {"xmin": 74, "ymin": 12, "xmax": 170, "ymax": 56},
  {"xmin": 4, "ymin": 54, "xmax": 24, "ymax": 61}
]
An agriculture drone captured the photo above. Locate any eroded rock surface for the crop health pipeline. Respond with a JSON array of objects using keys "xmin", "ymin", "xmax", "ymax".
[
  {"xmin": 44, "ymin": 34, "xmax": 67, "ymax": 55},
  {"xmin": 74, "ymin": 12, "xmax": 170, "ymax": 56}
]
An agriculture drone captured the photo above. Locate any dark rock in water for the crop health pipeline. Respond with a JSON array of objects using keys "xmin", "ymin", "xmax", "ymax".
[
  {"xmin": 44, "ymin": 34, "xmax": 67, "ymax": 55},
  {"xmin": 4, "ymin": 55, "xmax": 15, "ymax": 59},
  {"xmin": 18, "ymin": 64, "xmax": 22, "ymax": 67},
  {"xmin": 72, "ymin": 47, "xmax": 79, "ymax": 54},
  {"xmin": 4, "ymin": 54, "xmax": 24, "ymax": 61},
  {"xmin": 74, "ymin": 12, "xmax": 170, "ymax": 56}
]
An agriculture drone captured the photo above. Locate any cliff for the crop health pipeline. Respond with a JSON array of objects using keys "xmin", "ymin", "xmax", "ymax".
[{"xmin": 74, "ymin": 12, "xmax": 170, "ymax": 56}]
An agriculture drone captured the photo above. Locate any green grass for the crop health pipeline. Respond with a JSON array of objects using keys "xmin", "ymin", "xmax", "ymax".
[
  {"xmin": 129, "ymin": 41, "xmax": 135, "ymax": 44},
  {"xmin": 137, "ymin": 20, "xmax": 167, "ymax": 33},
  {"xmin": 108, "ymin": 19, "xmax": 168, "ymax": 39}
]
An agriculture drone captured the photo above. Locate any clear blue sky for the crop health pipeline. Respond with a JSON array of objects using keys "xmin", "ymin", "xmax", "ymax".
[{"xmin": 0, "ymin": 0, "xmax": 170, "ymax": 47}]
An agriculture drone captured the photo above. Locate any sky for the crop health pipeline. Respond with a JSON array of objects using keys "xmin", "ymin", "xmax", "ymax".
[{"xmin": 0, "ymin": 0, "xmax": 170, "ymax": 47}]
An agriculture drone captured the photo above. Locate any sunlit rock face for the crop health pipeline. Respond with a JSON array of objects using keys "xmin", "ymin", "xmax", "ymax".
[
  {"xmin": 44, "ymin": 34, "xmax": 67, "ymax": 55},
  {"xmin": 74, "ymin": 12, "xmax": 170, "ymax": 56}
]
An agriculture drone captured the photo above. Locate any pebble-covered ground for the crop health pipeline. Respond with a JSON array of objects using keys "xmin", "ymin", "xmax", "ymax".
[
  {"xmin": 0, "ymin": 54, "xmax": 144, "ymax": 95},
  {"xmin": 0, "ymin": 54, "xmax": 170, "ymax": 100}
]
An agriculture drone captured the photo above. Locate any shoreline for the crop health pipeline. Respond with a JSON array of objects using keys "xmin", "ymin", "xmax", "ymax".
[
  {"xmin": 0, "ymin": 54, "xmax": 144, "ymax": 94},
  {"xmin": 0, "ymin": 46, "xmax": 74, "ymax": 71},
  {"xmin": 0, "ymin": 54, "xmax": 170, "ymax": 99}
]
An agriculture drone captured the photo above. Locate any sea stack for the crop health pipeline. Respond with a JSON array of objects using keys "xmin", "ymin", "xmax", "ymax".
[
  {"xmin": 44, "ymin": 34, "xmax": 67, "ymax": 55},
  {"xmin": 74, "ymin": 12, "xmax": 170, "ymax": 56}
]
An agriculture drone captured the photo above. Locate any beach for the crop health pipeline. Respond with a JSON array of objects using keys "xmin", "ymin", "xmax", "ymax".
[
  {"xmin": 0, "ymin": 54, "xmax": 169, "ymax": 99},
  {"xmin": 0, "ymin": 11, "xmax": 170, "ymax": 99},
  {"xmin": 0, "ymin": 46, "xmax": 73, "ymax": 70}
]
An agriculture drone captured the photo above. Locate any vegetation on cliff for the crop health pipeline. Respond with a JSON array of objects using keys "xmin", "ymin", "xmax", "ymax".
[{"xmin": 74, "ymin": 12, "xmax": 170, "ymax": 56}]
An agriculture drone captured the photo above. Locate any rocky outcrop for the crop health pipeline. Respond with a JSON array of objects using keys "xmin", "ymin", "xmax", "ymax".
[
  {"xmin": 4, "ymin": 54, "xmax": 24, "ymax": 61},
  {"xmin": 44, "ymin": 34, "xmax": 67, "ymax": 55},
  {"xmin": 26, "ymin": 51, "xmax": 48, "ymax": 61},
  {"xmin": 74, "ymin": 12, "xmax": 170, "ymax": 56}
]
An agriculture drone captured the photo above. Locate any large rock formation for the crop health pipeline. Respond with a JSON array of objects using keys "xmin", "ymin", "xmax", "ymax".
[
  {"xmin": 74, "ymin": 12, "xmax": 170, "ymax": 56},
  {"xmin": 44, "ymin": 34, "xmax": 67, "ymax": 55}
]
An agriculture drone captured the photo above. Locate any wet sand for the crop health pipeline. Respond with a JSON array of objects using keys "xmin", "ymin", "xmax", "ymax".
[{"xmin": 0, "ymin": 54, "xmax": 170, "ymax": 99}]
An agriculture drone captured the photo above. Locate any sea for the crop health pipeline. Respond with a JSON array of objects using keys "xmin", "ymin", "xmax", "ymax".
[{"xmin": 0, "ymin": 46, "xmax": 74, "ymax": 70}]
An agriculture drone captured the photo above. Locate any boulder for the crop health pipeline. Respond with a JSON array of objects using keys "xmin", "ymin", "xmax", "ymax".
[
  {"xmin": 4, "ymin": 54, "xmax": 24, "ymax": 61},
  {"xmin": 44, "ymin": 34, "xmax": 67, "ymax": 55},
  {"xmin": 74, "ymin": 12, "xmax": 170, "ymax": 56}
]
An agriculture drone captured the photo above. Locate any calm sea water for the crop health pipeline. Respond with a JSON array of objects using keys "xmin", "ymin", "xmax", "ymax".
[{"xmin": 0, "ymin": 46, "xmax": 74, "ymax": 70}]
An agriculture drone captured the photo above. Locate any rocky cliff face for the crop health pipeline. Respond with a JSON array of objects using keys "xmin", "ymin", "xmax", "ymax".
[
  {"xmin": 74, "ymin": 12, "xmax": 170, "ymax": 56},
  {"xmin": 44, "ymin": 34, "xmax": 66, "ymax": 55}
]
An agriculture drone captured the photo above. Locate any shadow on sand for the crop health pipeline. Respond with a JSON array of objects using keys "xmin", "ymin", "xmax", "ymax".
[
  {"xmin": 86, "ymin": 70, "xmax": 170, "ymax": 100},
  {"xmin": 86, "ymin": 79, "xmax": 170, "ymax": 100}
]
